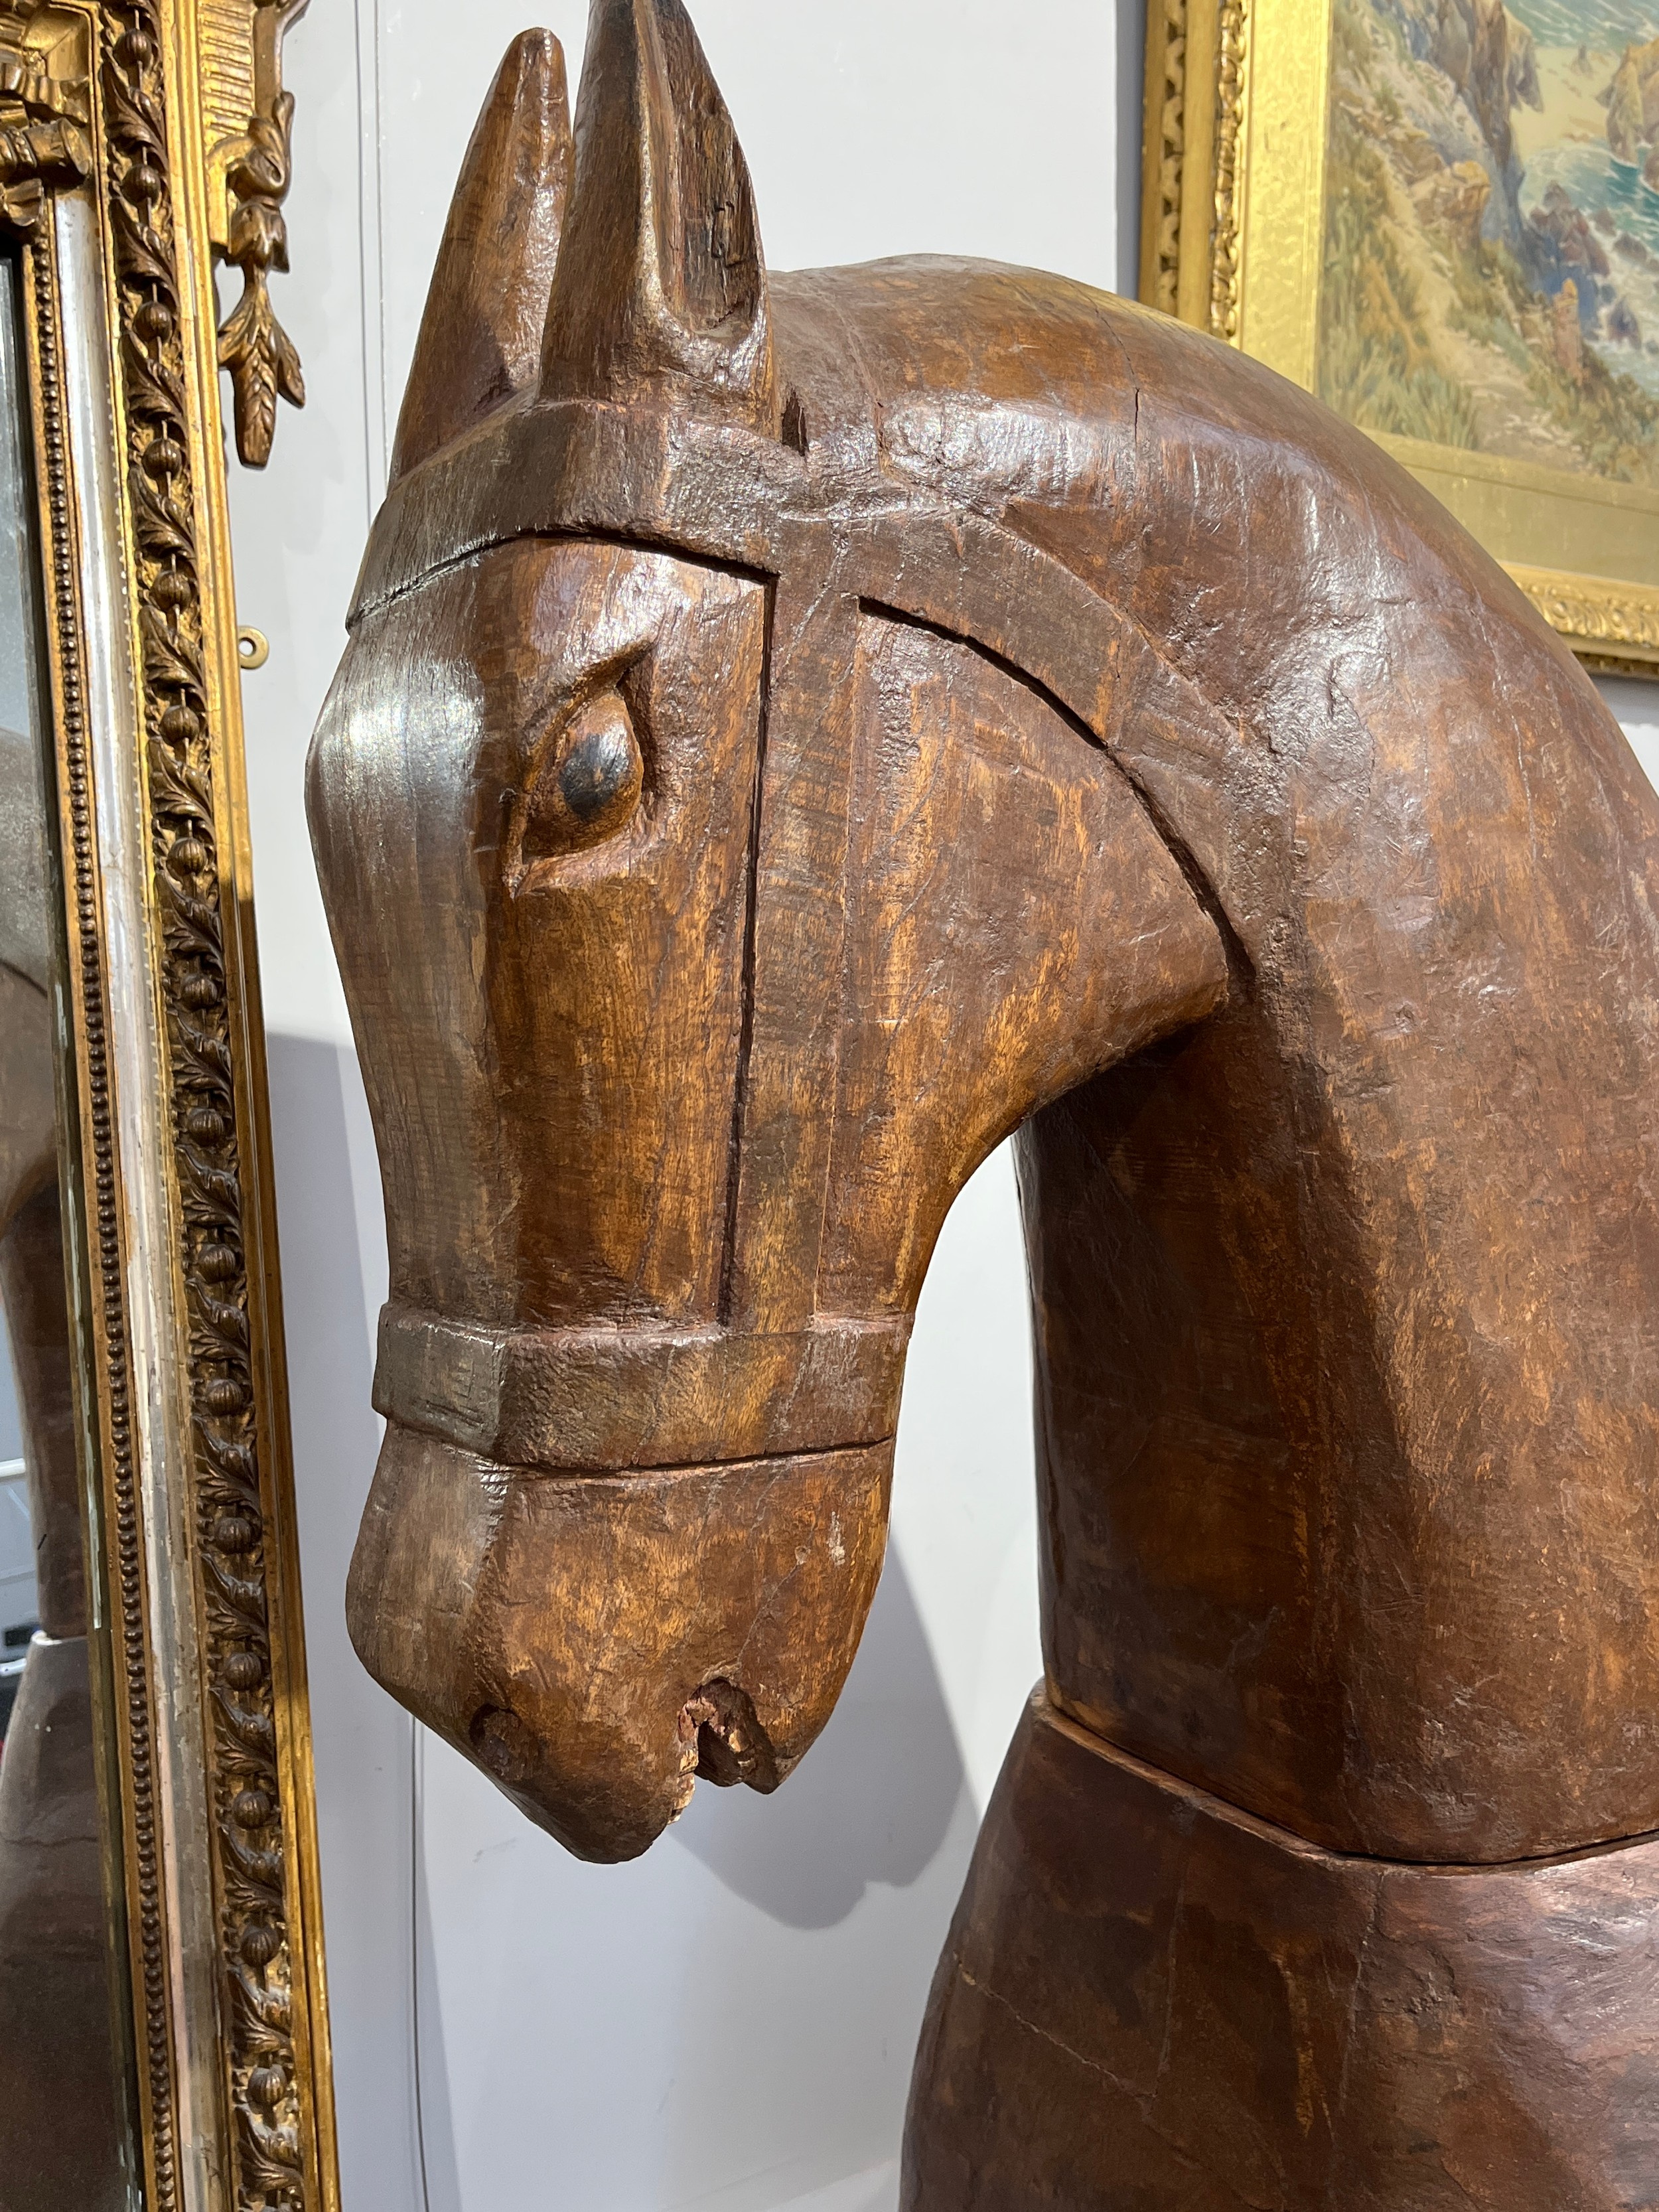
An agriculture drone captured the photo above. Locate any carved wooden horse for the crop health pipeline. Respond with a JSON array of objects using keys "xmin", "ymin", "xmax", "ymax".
[{"xmin": 309, "ymin": 6, "xmax": 1659, "ymax": 2199}]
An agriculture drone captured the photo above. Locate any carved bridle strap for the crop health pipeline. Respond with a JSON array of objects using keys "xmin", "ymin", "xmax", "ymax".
[
  {"xmin": 346, "ymin": 396, "xmax": 1208, "ymax": 756},
  {"xmin": 349, "ymin": 402, "xmax": 794, "ymax": 613},
  {"xmin": 352, "ymin": 397, "xmax": 1230, "ymax": 1463},
  {"xmin": 375, "ymin": 1303, "xmax": 909, "ymax": 1471}
]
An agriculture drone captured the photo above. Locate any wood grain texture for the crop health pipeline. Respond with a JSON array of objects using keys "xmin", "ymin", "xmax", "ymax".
[
  {"xmin": 906, "ymin": 1694, "xmax": 1659, "ymax": 2211},
  {"xmin": 346, "ymin": 1427, "xmax": 893, "ymax": 1860},
  {"xmin": 388, "ymin": 30, "xmax": 571, "ymax": 486},
  {"xmin": 309, "ymin": 1, "xmax": 1659, "ymax": 2195},
  {"xmin": 538, "ymin": 0, "xmax": 777, "ymax": 430}
]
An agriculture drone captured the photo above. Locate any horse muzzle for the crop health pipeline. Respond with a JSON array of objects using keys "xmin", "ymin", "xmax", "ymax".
[{"xmin": 346, "ymin": 1307, "xmax": 907, "ymax": 1859}]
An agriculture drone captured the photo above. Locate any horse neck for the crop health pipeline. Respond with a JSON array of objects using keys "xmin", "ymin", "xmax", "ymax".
[{"xmin": 1016, "ymin": 541, "xmax": 1659, "ymax": 1864}]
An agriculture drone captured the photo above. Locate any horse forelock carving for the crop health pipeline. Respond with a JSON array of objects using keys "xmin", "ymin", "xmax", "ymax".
[{"xmin": 311, "ymin": 5, "xmax": 1659, "ymax": 2197}]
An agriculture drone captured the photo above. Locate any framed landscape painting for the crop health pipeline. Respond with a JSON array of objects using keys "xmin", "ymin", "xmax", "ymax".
[{"xmin": 1143, "ymin": 0, "xmax": 1659, "ymax": 670}]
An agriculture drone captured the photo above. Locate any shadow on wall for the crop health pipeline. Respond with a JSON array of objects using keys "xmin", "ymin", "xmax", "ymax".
[
  {"xmin": 266, "ymin": 1030, "xmax": 990, "ymax": 2212},
  {"xmin": 671, "ymin": 1548, "xmax": 966, "ymax": 1931},
  {"xmin": 264, "ymin": 1034, "xmax": 428, "ymax": 2212},
  {"xmin": 406, "ymin": 1556, "xmax": 978, "ymax": 2212}
]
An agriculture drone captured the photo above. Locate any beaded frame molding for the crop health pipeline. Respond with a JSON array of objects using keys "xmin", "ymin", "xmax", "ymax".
[{"xmin": 2, "ymin": 0, "xmax": 334, "ymax": 2203}]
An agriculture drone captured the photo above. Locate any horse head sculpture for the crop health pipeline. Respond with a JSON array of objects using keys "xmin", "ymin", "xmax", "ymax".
[{"xmin": 311, "ymin": 5, "xmax": 1659, "ymax": 2197}]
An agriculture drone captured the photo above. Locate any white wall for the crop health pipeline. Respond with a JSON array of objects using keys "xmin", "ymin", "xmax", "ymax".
[
  {"xmin": 226, "ymin": 8, "xmax": 1659, "ymax": 2210},
  {"xmin": 229, "ymin": 7, "xmax": 1139, "ymax": 2209}
]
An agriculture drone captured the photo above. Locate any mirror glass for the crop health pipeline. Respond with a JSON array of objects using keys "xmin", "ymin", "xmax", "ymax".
[{"xmin": 0, "ymin": 238, "xmax": 133, "ymax": 2212}]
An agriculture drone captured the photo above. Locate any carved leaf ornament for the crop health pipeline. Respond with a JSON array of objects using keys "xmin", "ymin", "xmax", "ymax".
[
  {"xmin": 101, "ymin": 0, "xmax": 309, "ymax": 2181},
  {"xmin": 218, "ymin": 85, "xmax": 303, "ymax": 467}
]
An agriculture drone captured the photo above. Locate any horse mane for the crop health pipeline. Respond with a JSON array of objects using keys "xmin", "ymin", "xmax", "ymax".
[{"xmin": 774, "ymin": 256, "xmax": 1601, "ymax": 755}]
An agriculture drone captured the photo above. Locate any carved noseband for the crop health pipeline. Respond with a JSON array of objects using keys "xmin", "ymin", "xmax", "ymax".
[{"xmin": 375, "ymin": 1304, "xmax": 910, "ymax": 1472}]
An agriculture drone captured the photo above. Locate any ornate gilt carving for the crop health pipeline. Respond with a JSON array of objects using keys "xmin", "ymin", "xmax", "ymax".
[
  {"xmin": 1511, "ymin": 563, "xmax": 1659, "ymax": 671},
  {"xmin": 0, "ymin": 25, "xmax": 182, "ymax": 2196},
  {"xmin": 214, "ymin": 80, "xmax": 301, "ymax": 467},
  {"xmin": 202, "ymin": 0, "xmax": 304, "ymax": 466},
  {"xmin": 1207, "ymin": 0, "xmax": 1248, "ymax": 342},
  {"xmin": 24, "ymin": 222, "xmax": 186, "ymax": 2210},
  {"xmin": 98, "ymin": 1, "xmax": 313, "ymax": 2193},
  {"xmin": 0, "ymin": 0, "xmax": 90, "ymax": 230},
  {"xmin": 1143, "ymin": 0, "xmax": 1185, "ymax": 318},
  {"xmin": 0, "ymin": 0, "xmax": 328, "ymax": 2202}
]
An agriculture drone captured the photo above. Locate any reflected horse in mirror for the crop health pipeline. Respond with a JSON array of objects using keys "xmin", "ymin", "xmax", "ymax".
[
  {"xmin": 309, "ymin": 4, "xmax": 1659, "ymax": 2201},
  {"xmin": 0, "ymin": 721, "xmax": 125, "ymax": 2212}
]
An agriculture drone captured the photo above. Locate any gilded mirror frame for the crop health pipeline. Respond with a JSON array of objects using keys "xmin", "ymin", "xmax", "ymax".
[{"xmin": 0, "ymin": 0, "xmax": 334, "ymax": 2201}]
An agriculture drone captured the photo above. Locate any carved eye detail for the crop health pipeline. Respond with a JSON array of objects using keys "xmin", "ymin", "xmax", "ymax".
[{"xmin": 522, "ymin": 688, "xmax": 645, "ymax": 863}]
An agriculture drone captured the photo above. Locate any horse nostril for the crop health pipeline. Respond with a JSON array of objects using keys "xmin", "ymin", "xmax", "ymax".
[
  {"xmin": 469, "ymin": 1704, "xmax": 538, "ymax": 1786},
  {"xmin": 679, "ymin": 1678, "xmax": 780, "ymax": 1794}
]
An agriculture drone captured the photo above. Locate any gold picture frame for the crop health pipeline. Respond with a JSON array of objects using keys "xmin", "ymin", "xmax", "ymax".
[
  {"xmin": 1141, "ymin": 0, "xmax": 1659, "ymax": 673},
  {"xmin": 0, "ymin": 0, "xmax": 334, "ymax": 2201}
]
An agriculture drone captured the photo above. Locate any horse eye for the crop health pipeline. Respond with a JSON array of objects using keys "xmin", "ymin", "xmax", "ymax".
[
  {"xmin": 559, "ymin": 719, "xmax": 636, "ymax": 822},
  {"xmin": 521, "ymin": 690, "xmax": 644, "ymax": 863}
]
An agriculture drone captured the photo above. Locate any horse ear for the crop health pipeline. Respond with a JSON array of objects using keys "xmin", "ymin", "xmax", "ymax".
[
  {"xmin": 389, "ymin": 30, "xmax": 573, "ymax": 486},
  {"xmin": 540, "ymin": 0, "xmax": 779, "ymax": 435}
]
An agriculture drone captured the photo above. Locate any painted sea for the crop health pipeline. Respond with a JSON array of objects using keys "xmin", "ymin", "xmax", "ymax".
[
  {"xmin": 1319, "ymin": 0, "xmax": 1659, "ymax": 480},
  {"xmin": 1518, "ymin": 139, "xmax": 1659, "ymax": 398},
  {"xmin": 1508, "ymin": 0, "xmax": 1652, "ymax": 50}
]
